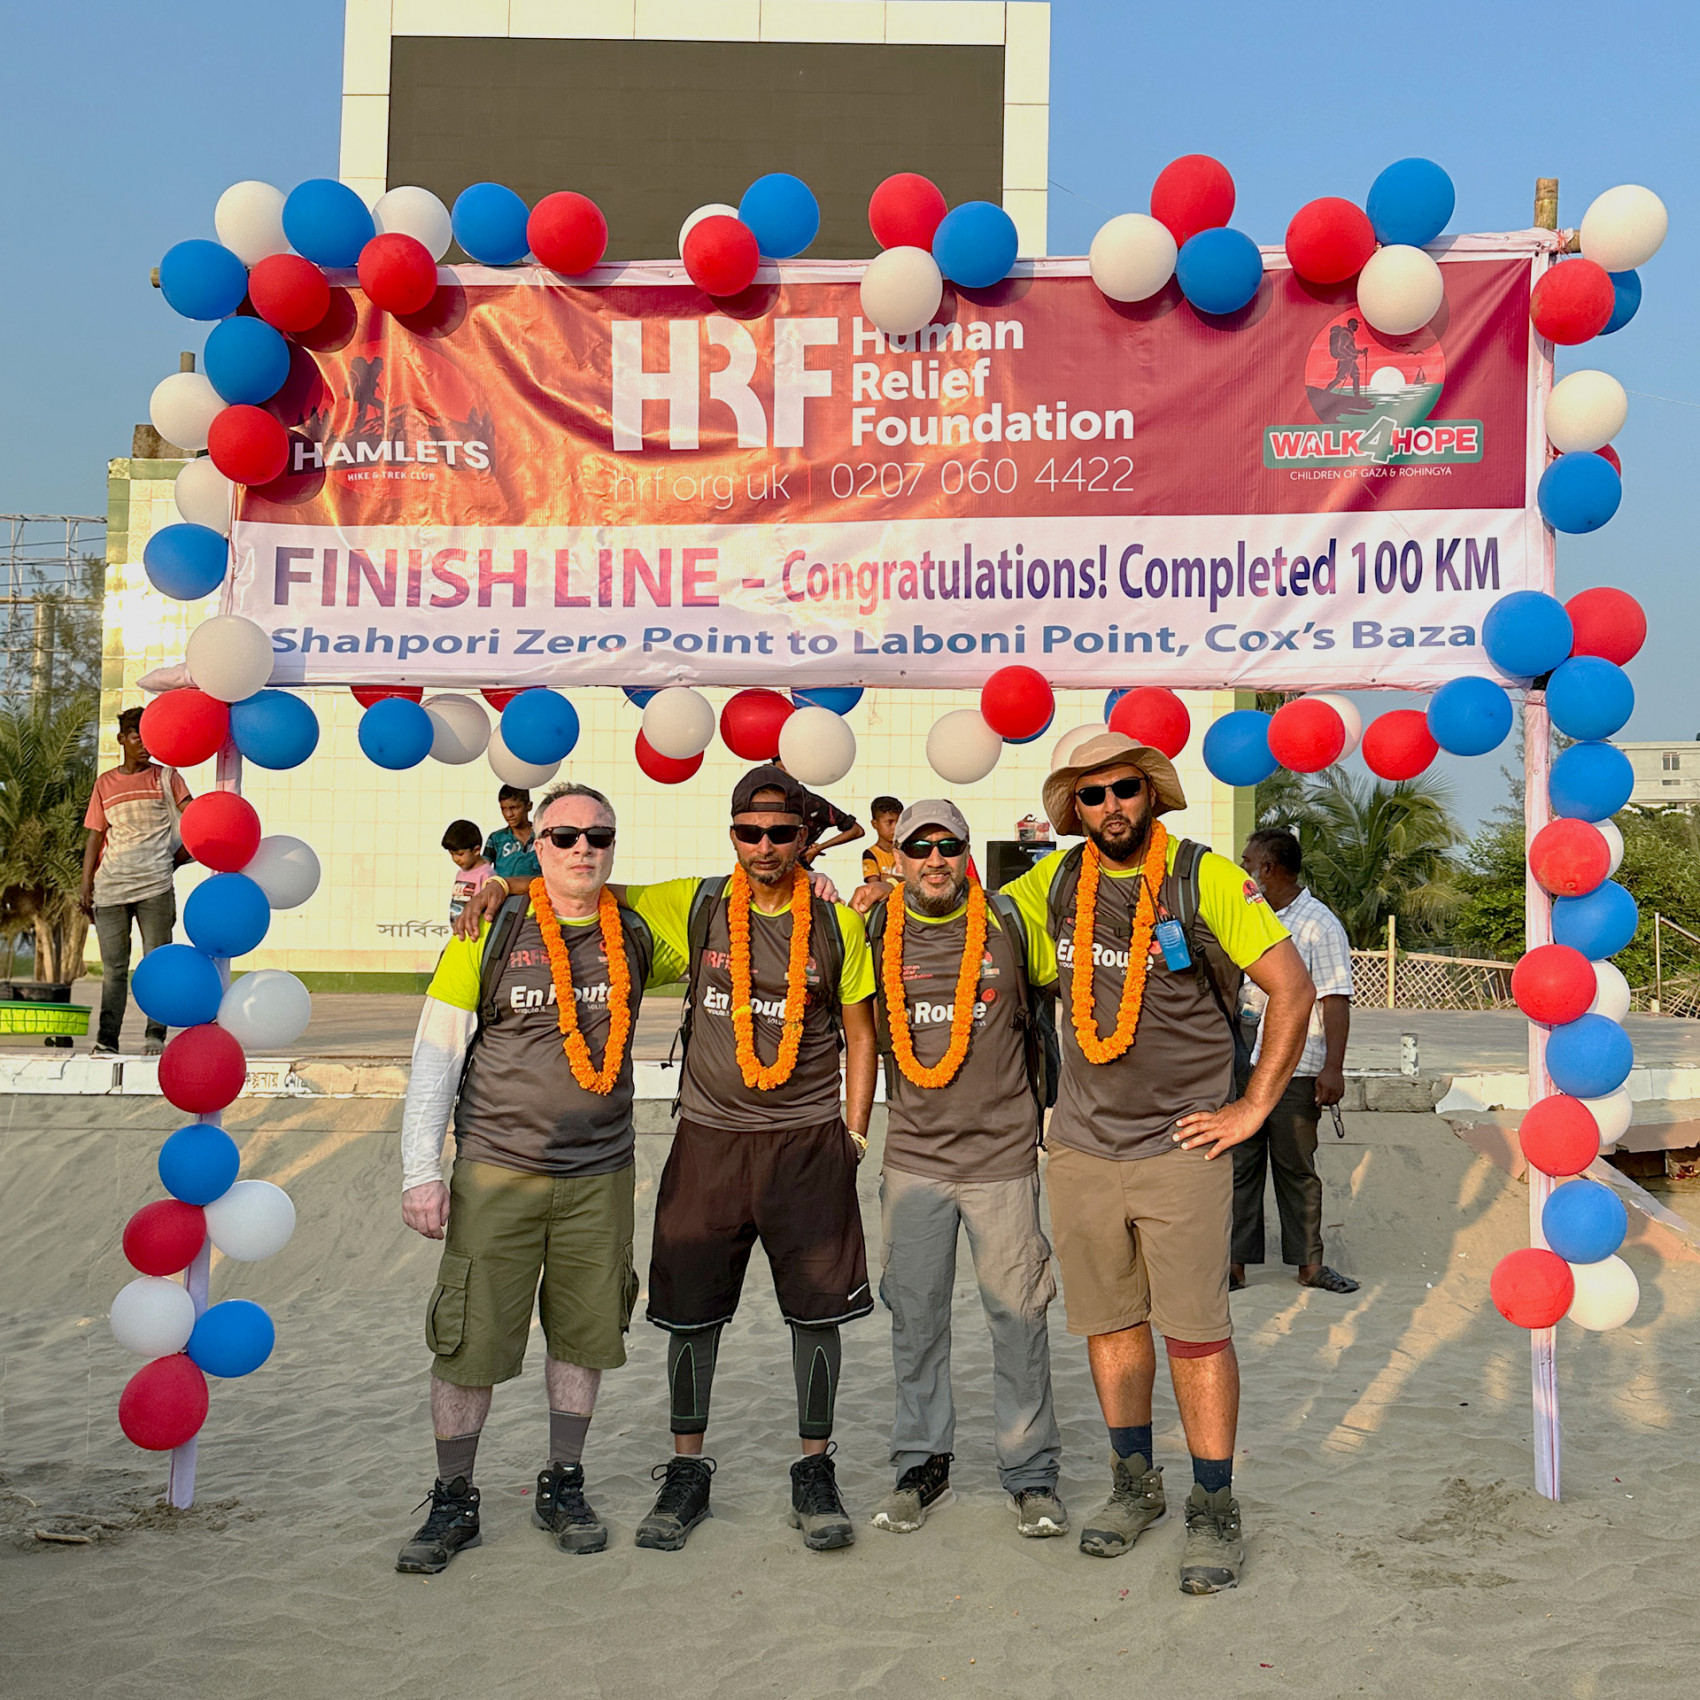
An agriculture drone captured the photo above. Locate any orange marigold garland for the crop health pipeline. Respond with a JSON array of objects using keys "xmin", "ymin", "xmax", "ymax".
[
  {"xmin": 883, "ymin": 880, "xmax": 987, "ymax": 1089},
  {"xmin": 531, "ymin": 879, "xmax": 634, "ymax": 1096},
  {"xmin": 1069, "ymin": 821, "xmax": 1170, "ymax": 1065},
  {"xmin": 728, "ymin": 863, "xmax": 812, "ymax": 1090}
]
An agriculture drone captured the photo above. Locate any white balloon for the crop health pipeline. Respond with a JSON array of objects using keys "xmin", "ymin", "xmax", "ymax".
[
  {"xmin": 1588, "ymin": 960, "xmax": 1632, "ymax": 1025},
  {"xmin": 205, "ymin": 1179, "xmax": 296, "ymax": 1262},
  {"xmin": 487, "ymin": 724, "xmax": 561, "ymax": 789},
  {"xmin": 173, "ymin": 457, "xmax": 235, "ymax": 536},
  {"xmin": 1545, "ymin": 370, "xmax": 1628, "ymax": 454},
  {"xmin": 778, "ymin": 706, "xmax": 856, "ymax": 787},
  {"xmin": 1368, "ymin": 365, "xmax": 1408, "ymax": 394},
  {"xmin": 110, "ymin": 1275, "xmax": 197, "ymax": 1357},
  {"xmin": 679, "ymin": 203, "xmax": 739, "ymax": 258},
  {"xmin": 219, "ymin": 969, "xmax": 312, "ymax": 1051},
  {"xmin": 186, "ymin": 615, "xmax": 275, "ymax": 702},
  {"xmin": 1088, "ymin": 212, "xmax": 1178, "ymax": 303},
  {"xmin": 246, "ymin": 835, "xmax": 320, "ymax": 909},
  {"xmin": 1579, "ymin": 185, "xmax": 1668, "ymax": 273},
  {"xmin": 1597, "ymin": 816, "xmax": 1624, "ymax": 876},
  {"xmin": 641, "ymin": 687, "xmax": 716, "ymax": 760},
  {"xmin": 1306, "ymin": 692, "xmax": 1363, "ymax": 758},
  {"xmin": 1051, "ymin": 721, "xmax": 1108, "ymax": 771},
  {"xmin": 374, "ymin": 185, "xmax": 454, "ymax": 261},
  {"xmin": 423, "ymin": 693, "xmax": 491, "ymax": 764},
  {"xmin": 1356, "ymin": 244, "xmax": 1444, "ymax": 337},
  {"xmin": 214, "ymin": 180, "xmax": 289, "ymax": 265},
  {"xmin": 149, "ymin": 372, "xmax": 223, "ymax": 453},
  {"xmin": 859, "ymin": 246, "xmax": 944, "ymax": 335},
  {"xmin": 1566, "ymin": 1253, "xmax": 1639, "ymax": 1331},
  {"xmin": 1578, "ymin": 1085, "xmax": 1633, "ymax": 1147},
  {"xmin": 926, "ymin": 708, "xmax": 1003, "ymax": 784}
]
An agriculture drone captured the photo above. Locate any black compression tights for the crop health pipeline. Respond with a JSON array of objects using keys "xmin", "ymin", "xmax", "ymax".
[
  {"xmin": 665, "ymin": 1322, "xmax": 842, "ymax": 1441},
  {"xmin": 667, "ymin": 1324, "xmax": 721, "ymax": 1436}
]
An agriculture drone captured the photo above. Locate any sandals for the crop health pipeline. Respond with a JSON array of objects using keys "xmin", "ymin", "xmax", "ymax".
[{"xmin": 1298, "ymin": 1266, "xmax": 1360, "ymax": 1294}]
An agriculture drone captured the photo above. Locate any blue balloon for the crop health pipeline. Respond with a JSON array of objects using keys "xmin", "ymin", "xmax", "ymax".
[
  {"xmin": 1546, "ymin": 657, "xmax": 1634, "ymax": 743},
  {"xmin": 1542, "ymin": 1178, "xmax": 1628, "ymax": 1265},
  {"xmin": 933, "ymin": 201, "xmax": 1019, "ymax": 290},
  {"xmin": 1553, "ymin": 881, "xmax": 1639, "ymax": 960},
  {"xmin": 358, "ymin": 697, "xmax": 434, "ymax": 770},
  {"xmin": 1104, "ymin": 688, "xmax": 1130, "ymax": 719},
  {"xmin": 1482, "ymin": 589, "xmax": 1573, "ymax": 680},
  {"xmin": 1549, "ymin": 740, "xmax": 1634, "ymax": 821},
  {"xmin": 1176, "ymin": 228, "xmax": 1264, "ymax": 316},
  {"xmin": 1008, "ymin": 710, "xmax": 1055, "ymax": 747},
  {"xmin": 281, "ymin": 179, "xmax": 373, "ymax": 268},
  {"xmin": 453, "ymin": 182, "xmax": 530, "ymax": 265},
  {"xmin": 1426, "ymin": 676, "xmax": 1512, "ymax": 757},
  {"xmin": 1538, "ymin": 452, "xmax": 1621, "ymax": 535},
  {"xmin": 1366, "ymin": 158, "xmax": 1455, "ymax": 247},
  {"xmin": 230, "ymin": 690, "xmax": 320, "ymax": 770},
  {"xmin": 131, "ymin": 943, "xmax": 224, "ymax": 1029},
  {"xmin": 621, "ymin": 686, "xmax": 658, "ymax": 708},
  {"xmin": 158, "ymin": 1122, "xmax": 241, "ymax": 1207},
  {"xmin": 1202, "ymin": 710, "xmax": 1277, "ymax": 786},
  {"xmin": 738, "ymin": 173, "xmax": 820, "ymax": 259},
  {"xmin": 1601, "ymin": 270, "xmax": 1641, "ymax": 335},
  {"xmin": 203, "ymin": 316, "xmax": 291, "ymax": 405},
  {"xmin": 184, "ymin": 872, "xmax": 272, "ymax": 959},
  {"xmin": 792, "ymin": 687, "xmax": 864, "ymax": 715},
  {"xmin": 158, "ymin": 239, "xmax": 249, "ymax": 321},
  {"xmin": 1546, "ymin": 1013, "xmax": 1634, "ymax": 1099},
  {"xmin": 501, "ymin": 689, "xmax": 580, "ymax": 764},
  {"xmin": 143, "ymin": 523, "xmax": 228, "ymax": 601},
  {"xmin": 187, "ymin": 1299, "xmax": 275, "ymax": 1378}
]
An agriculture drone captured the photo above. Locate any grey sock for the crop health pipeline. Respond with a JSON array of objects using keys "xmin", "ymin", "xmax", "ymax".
[
  {"xmin": 549, "ymin": 1410, "xmax": 592, "ymax": 1468},
  {"xmin": 435, "ymin": 1431, "xmax": 479, "ymax": 1485}
]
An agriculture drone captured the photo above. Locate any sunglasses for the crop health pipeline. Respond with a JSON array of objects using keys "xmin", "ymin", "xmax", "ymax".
[
  {"xmin": 1074, "ymin": 776, "xmax": 1147, "ymax": 808},
  {"xmin": 539, "ymin": 825, "xmax": 616, "ymax": 850},
  {"xmin": 900, "ymin": 835, "xmax": 967, "ymax": 859},
  {"xmin": 732, "ymin": 823, "xmax": 804, "ymax": 846}
]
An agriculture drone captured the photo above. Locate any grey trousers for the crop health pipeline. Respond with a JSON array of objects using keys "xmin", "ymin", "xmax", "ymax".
[
  {"xmin": 93, "ymin": 890, "xmax": 177, "ymax": 1050},
  {"xmin": 878, "ymin": 1166, "xmax": 1061, "ymax": 1492},
  {"xmin": 1231, "ymin": 1072, "xmax": 1324, "ymax": 1266}
]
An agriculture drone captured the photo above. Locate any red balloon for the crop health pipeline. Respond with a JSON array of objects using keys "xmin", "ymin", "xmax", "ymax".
[
  {"xmin": 207, "ymin": 404, "xmax": 289, "ymax": 486},
  {"xmin": 1267, "ymin": 697, "xmax": 1347, "ymax": 773},
  {"xmin": 635, "ymin": 730, "xmax": 704, "ymax": 785},
  {"xmin": 1359, "ymin": 710, "xmax": 1437, "ymax": 781},
  {"xmin": 1108, "ymin": 687, "xmax": 1191, "ymax": 758},
  {"xmin": 180, "ymin": 791, "xmax": 262, "ymax": 872},
  {"xmin": 1565, "ymin": 586, "xmax": 1646, "ymax": 665},
  {"xmin": 1512, "ymin": 942, "xmax": 1598, "ymax": 1025},
  {"xmin": 1284, "ymin": 197, "xmax": 1376, "ymax": 285},
  {"xmin": 140, "ymin": 689, "xmax": 230, "ymax": 768},
  {"xmin": 122, "ymin": 1199, "xmax": 207, "ymax": 1276},
  {"xmin": 1530, "ymin": 259, "xmax": 1615, "ymax": 345},
  {"xmin": 350, "ymin": 685, "xmax": 424, "ymax": 708},
  {"xmin": 980, "ymin": 666, "xmax": 1055, "ymax": 741},
  {"xmin": 481, "ymin": 687, "xmax": 523, "ymax": 711},
  {"xmin": 158, "ymin": 1024, "xmax": 248, "ymax": 1116},
  {"xmin": 719, "ymin": 688, "xmax": 794, "ymax": 761},
  {"xmin": 1519, "ymin": 1094, "xmax": 1602, "ymax": 1178},
  {"xmin": 1528, "ymin": 818, "xmax": 1609, "ymax": 898},
  {"xmin": 119, "ymin": 1355, "xmax": 210, "ymax": 1451},
  {"xmin": 356, "ymin": 232, "xmax": 438, "ymax": 315},
  {"xmin": 1150, "ymin": 155, "xmax": 1235, "ymax": 246},
  {"xmin": 869, "ymin": 173, "xmax": 948, "ymax": 250},
  {"xmin": 247, "ymin": 254, "xmax": 331, "ymax": 335},
  {"xmin": 1596, "ymin": 442, "xmax": 1622, "ymax": 476},
  {"xmin": 1490, "ymin": 1247, "xmax": 1575, "ymax": 1329},
  {"xmin": 528, "ymin": 191, "xmax": 608, "ymax": 273},
  {"xmin": 683, "ymin": 216, "xmax": 760, "ymax": 297}
]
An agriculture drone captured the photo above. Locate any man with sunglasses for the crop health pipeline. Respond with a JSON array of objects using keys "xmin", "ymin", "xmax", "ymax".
[
  {"xmin": 1000, "ymin": 732, "xmax": 1315, "ymax": 1594},
  {"xmin": 395, "ymin": 783, "xmax": 685, "ymax": 1575}
]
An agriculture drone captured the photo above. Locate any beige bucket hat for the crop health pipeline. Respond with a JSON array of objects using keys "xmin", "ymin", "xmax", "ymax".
[{"xmin": 1042, "ymin": 731, "xmax": 1187, "ymax": 838}]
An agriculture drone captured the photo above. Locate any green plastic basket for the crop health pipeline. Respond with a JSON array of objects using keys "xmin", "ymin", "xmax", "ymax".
[{"xmin": 0, "ymin": 1003, "xmax": 91, "ymax": 1036}]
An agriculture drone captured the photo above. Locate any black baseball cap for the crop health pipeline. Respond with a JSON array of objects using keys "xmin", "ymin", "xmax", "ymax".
[{"xmin": 731, "ymin": 765, "xmax": 806, "ymax": 817}]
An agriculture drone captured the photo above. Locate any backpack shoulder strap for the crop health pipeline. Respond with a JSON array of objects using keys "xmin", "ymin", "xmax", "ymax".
[
  {"xmin": 615, "ymin": 902, "xmax": 655, "ymax": 990},
  {"xmin": 670, "ymin": 877, "xmax": 730, "ymax": 1085},
  {"xmin": 1171, "ymin": 837, "xmax": 1207, "ymax": 936},
  {"xmin": 1045, "ymin": 844, "xmax": 1087, "ymax": 939},
  {"xmin": 988, "ymin": 890, "xmax": 1030, "ymax": 989},
  {"xmin": 477, "ymin": 893, "xmax": 531, "ymax": 1029}
]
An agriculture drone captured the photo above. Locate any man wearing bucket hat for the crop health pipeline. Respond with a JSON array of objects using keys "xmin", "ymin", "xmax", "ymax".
[{"xmin": 1001, "ymin": 732, "xmax": 1315, "ymax": 1594}]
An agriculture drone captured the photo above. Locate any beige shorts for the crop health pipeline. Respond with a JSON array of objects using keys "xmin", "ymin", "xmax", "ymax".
[{"xmin": 1044, "ymin": 1142, "xmax": 1232, "ymax": 1342}]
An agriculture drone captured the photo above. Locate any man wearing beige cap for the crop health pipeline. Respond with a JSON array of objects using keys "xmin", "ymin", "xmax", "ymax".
[{"xmin": 1001, "ymin": 733, "xmax": 1315, "ymax": 1594}]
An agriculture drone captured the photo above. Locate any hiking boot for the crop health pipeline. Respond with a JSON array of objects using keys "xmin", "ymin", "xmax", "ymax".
[
  {"xmin": 533, "ymin": 1462, "xmax": 607, "ymax": 1555},
  {"xmin": 1012, "ymin": 1485, "xmax": 1069, "ymax": 1538},
  {"xmin": 395, "ymin": 1476, "xmax": 481, "ymax": 1574},
  {"xmin": 634, "ymin": 1456, "xmax": 714, "ymax": 1552},
  {"xmin": 871, "ymin": 1453, "xmax": 954, "ymax": 1533},
  {"xmin": 789, "ymin": 1452, "xmax": 854, "ymax": 1551},
  {"xmin": 1179, "ymin": 1483, "xmax": 1244, "ymax": 1595},
  {"xmin": 1078, "ymin": 1454, "xmax": 1166, "ymax": 1558}
]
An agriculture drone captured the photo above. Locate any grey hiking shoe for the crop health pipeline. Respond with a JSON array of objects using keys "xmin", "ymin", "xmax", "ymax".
[
  {"xmin": 789, "ymin": 1452, "xmax": 854, "ymax": 1551},
  {"xmin": 634, "ymin": 1455, "xmax": 714, "ymax": 1551},
  {"xmin": 1179, "ymin": 1483, "xmax": 1244, "ymax": 1594},
  {"xmin": 1013, "ymin": 1485, "xmax": 1069, "ymax": 1538},
  {"xmin": 1078, "ymin": 1454, "xmax": 1166, "ymax": 1558},
  {"xmin": 396, "ymin": 1476, "xmax": 481, "ymax": 1574},
  {"xmin": 871, "ymin": 1453, "xmax": 954, "ymax": 1533},
  {"xmin": 533, "ymin": 1462, "xmax": 607, "ymax": 1554}
]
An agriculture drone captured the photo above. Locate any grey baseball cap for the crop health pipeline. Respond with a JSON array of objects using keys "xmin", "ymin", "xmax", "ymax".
[{"xmin": 894, "ymin": 799, "xmax": 970, "ymax": 843}]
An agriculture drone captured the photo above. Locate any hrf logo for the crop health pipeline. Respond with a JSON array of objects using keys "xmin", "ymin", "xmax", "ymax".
[{"xmin": 611, "ymin": 317, "xmax": 838, "ymax": 452}]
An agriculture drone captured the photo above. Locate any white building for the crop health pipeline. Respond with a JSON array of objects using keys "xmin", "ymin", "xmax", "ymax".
[{"xmin": 1621, "ymin": 739, "xmax": 1700, "ymax": 807}]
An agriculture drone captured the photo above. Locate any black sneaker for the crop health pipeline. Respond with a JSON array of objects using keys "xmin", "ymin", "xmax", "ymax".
[
  {"xmin": 634, "ymin": 1455, "xmax": 715, "ymax": 1552},
  {"xmin": 871, "ymin": 1452, "xmax": 955, "ymax": 1533},
  {"xmin": 533, "ymin": 1462, "xmax": 608, "ymax": 1555},
  {"xmin": 395, "ymin": 1476, "xmax": 481, "ymax": 1574},
  {"xmin": 789, "ymin": 1451, "xmax": 854, "ymax": 1551}
]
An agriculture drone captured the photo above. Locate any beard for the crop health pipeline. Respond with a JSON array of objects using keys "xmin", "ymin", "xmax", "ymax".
[
  {"xmin": 739, "ymin": 843, "xmax": 801, "ymax": 889},
  {"xmin": 1085, "ymin": 807, "xmax": 1151, "ymax": 864},
  {"xmin": 907, "ymin": 872, "xmax": 969, "ymax": 917}
]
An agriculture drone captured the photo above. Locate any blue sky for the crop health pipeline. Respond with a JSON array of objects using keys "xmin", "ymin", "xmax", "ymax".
[{"xmin": 4, "ymin": 1, "xmax": 1694, "ymax": 829}]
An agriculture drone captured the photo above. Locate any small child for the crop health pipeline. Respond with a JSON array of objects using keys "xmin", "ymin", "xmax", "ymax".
[
  {"xmin": 443, "ymin": 819, "xmax": 493, "ymax": 923},
  {"xmin": 862, "ymin": 795, "xmax": 904, "ymax": 885},
  {"xmin": 483, "ymin": 786, "xmax": 540, "ymax": 880}
]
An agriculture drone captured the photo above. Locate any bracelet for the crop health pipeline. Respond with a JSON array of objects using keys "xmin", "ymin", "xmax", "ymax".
[{"xmin": 848, "ymin": 1129, "xmax": 869, "ymax": 1154}]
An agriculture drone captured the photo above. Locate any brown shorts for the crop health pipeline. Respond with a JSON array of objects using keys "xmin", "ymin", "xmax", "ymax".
[{"xmin": 1044, "ymin": 1142, "xmax": 1232, "ymax": 1343}]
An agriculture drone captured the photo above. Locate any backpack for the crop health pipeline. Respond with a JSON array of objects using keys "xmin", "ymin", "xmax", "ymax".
[{"xmin": 473, "ymin": 891, "xmax": 654, "ymax": 1035}]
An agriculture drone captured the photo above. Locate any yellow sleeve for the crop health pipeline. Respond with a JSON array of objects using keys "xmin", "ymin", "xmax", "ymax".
[
  {"xmin": 624, "ymin": 878, "xmax": 701, "ymax": 967},
  {"xmin": 834, "ymin": 904, "xmax": 875, "ymax": 1004},
  {"xmin": 644, "ymin": 924, "xmax": 689, "ymax": 989},
  {"xmin": 1195, "ymin": 849, "xmax": 1290, "ymax": 969},
  {"xmin": 999, "ymin": 851, "xmax": 1065, "ymax": 987},
  {"xmin": 425, "ymin": 925, "xmax": 489, "ymax": 1013}
]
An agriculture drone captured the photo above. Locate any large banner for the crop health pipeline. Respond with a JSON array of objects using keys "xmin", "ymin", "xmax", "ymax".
[{"xmin": 231, "ymin": 240, "xmax": 1550, "ymax": 691}]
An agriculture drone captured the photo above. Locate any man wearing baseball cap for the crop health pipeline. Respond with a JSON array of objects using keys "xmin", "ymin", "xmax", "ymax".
[{"xmin": 1000, "ymin": 733, "xmax": 1315, "ymax": 1593}]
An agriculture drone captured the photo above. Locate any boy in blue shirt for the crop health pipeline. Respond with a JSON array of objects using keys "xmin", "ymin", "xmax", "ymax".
[{"xmin": 483, "ymin": 787, "xmax": 540, "ymax": 881}]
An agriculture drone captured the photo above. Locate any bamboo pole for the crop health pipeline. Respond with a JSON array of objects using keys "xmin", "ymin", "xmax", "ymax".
[{"xmin": 1385, "ymin": 915, "xmax": 1396, "ymax": 1008}]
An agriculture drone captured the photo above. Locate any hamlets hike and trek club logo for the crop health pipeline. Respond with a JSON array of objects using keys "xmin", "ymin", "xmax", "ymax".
[{"xmin": 1263, "ymin": 311, "xmax": 1483, "ymax": 469}]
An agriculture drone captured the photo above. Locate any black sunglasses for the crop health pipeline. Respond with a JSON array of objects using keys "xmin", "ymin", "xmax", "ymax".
[
  {"xmin": 539, "ymin": 825, "xmax": 616, "ymax": 850},
  {"xmin": 900, "ymin": 835, "xmax": 967, "ymax": 859},
  {"xmin": 1074, "ymin": 776, "xmax": 1146, "ymax": 808},
  {"xmin": 732, "ymin": 823, "xmax": 804, "ymax": 846}
]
